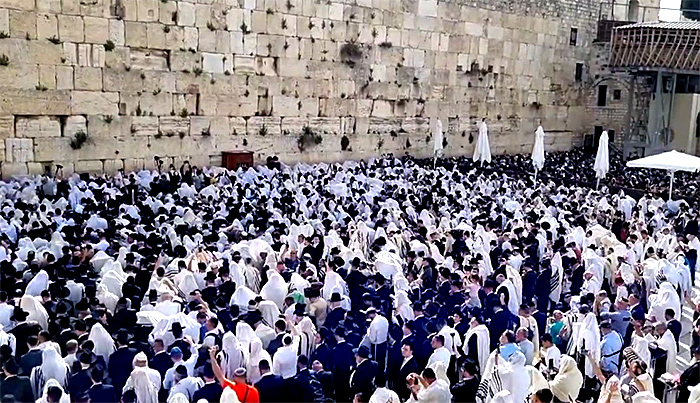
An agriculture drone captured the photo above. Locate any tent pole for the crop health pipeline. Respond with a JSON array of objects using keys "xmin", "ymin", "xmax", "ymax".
[
  {"xmin": 669, "ymin": 171, "xmax": 675, "ymax": 200},
  {"xmin": 596, "ymin": 177, "xmax": 600, "ymax": 190},
  {"xmin": 534, "ymin": 168, "xmax": 538, "ymax": 184}
]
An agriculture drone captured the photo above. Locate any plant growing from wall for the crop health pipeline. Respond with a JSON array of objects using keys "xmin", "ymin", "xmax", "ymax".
[
  {"xmin": 258, "ymin": 124, "xmax": 268, "ymax": 136},
  {"xmin": 70, "ymin": 131, "xmax": 89, "ymax": 150},
  {"xmin": 340, "ymin": 43, "xmax": 363, "ymax": 67},
  {"xmin": 105, "ymin": 40, "xmax": 115, "ymax": 51},
  {"xmin": 180, "ymin": 108, "xmax": 189, "ymax": 118},
  {"xmin": 47, "ymin": 36, "xmax": 61, "ymax": 44},
  {"xmin": 0, "ymin": 32, "xmax": 9, "ymax": 39},
  {"xmin": 0, "ymin": 54, "xmax": 10, "ymax": 66},
  {"xmin": 297, "ymin": 125, "xmax": 322, "ymax": 151}
]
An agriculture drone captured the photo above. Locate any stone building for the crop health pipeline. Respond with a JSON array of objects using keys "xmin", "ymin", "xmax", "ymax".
[{"xmin": 0, "ymin": 0, "xmax": 645, "ymax": 176}]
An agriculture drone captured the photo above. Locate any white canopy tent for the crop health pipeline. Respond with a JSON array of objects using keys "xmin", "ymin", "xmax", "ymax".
[
  {"xmin": 593, "ymin": 131, "xmax": 610, "ymax": 190},
  {"xmin": 626, "ymin": 150, "xmax": 700, "ymax": 199},
  {"xmin": 531, "ymin": 126, "xmax": 545, "ymax": 182}
]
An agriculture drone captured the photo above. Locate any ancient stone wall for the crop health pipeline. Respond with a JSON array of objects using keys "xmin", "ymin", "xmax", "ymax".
[{"xmin": 0, "ymin": 0, "xmax": 600, "ymax": 176}]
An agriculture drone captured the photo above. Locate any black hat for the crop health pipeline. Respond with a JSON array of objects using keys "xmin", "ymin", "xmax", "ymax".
[
  {"xmin": 353, "ymin": 346, "xmax": 371, "ymax": 359},
  {"xmin": 330, "ymin": 292, "xmax": 342, "ymax": 303},
  {"xmin": 412, "ymin": 302, "xmax": 423, "ymax": 311},
  {"xmin": 169, "ymin": 322, "xmax": 184, "ymax": 333},
  {"xmin": 351, "ymin": 257, "xmax": 361, "ymax": 267},
  {"xmin": 305, "ymin": 288, "xmax": 320, "ymax": 299},
  {"xmin": 175, "ymin": 364, "xmax": 188, "ymax": 376},
  {"xmin": 10, "ymin": 307, "xmax": 28, "ymax": 321},
  {"xmin": 116, "ymin": 328, "xmax": 132, "ymax": 344},
  {"xmin": 2, "ymin": 358, "xmax": 19, "ymax": 375},
  {"xmin": 294, "ymin": 304, "xmax": 307, "ymax": 317}
]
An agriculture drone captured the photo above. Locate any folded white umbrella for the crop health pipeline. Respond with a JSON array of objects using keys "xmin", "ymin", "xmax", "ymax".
[
  {"xmin": 433, "ymin": 118, "xmax": 444, "ymax": 163},
  {"xmin": 626, "ymin": 150, "xmax": 700, "ymax": 199}
]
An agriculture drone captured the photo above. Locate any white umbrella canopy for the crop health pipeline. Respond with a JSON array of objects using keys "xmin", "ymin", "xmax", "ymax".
[
  {"xmin": 532, "ymin": 126, "xmax": 545, "ymax": 171},
  {"xmin": 594, "ymin": 131, "xmax": 610, "ymax": 189},
  {"xmin": 473, "ymin": 121, "xmax": 491, "ymax": 166},
  {"xmin": 626, "ymin": 150, "xmax": 700, "ymax": 199}
]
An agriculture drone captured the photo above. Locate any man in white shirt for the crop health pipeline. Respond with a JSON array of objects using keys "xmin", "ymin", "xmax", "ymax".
[
  {"xmin": 162, "ymin": 345, "xmax": 199, "ymax": 390},
  {"xmin": 407, "ymin": 368, "xmax": 452, "ymax": 402},
  {"xmin": 167, "ymin": 365, "xmax": 203, "ymax": 402},
  {"xmin": 272, "ymin": 335, "xmax": 297, "ymax": 379},
  {"xmin": 426, "ymin": 334, "xmax": 450, "ymax": 368},
  {"xmin": 0, "ymin": 292, "xmax": 13, "ymax": 329},
  {"xmin": 364, "ymin": 307, "xmax": 389, "ymax": 371},
  {"xmin": 540, "ymin": 333, "xmax": 561, "ymax": 369},
  {"xmin": 369, "ymin": 372, "xmax": 400, "ymax": 403}
]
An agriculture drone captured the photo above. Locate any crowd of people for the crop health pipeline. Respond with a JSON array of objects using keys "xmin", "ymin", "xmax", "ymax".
[{"xmin": 0, "ymin": 152, "xmax": 698, "ymax": 403}]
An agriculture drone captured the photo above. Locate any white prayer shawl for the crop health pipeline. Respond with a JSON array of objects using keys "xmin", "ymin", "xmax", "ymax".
[
  {"xmin": 497, "ymin": 279, "xmax": 519, "ymax": 316},
  {"xmin": 657, "ymin": 330, "xmax": 677, "ymax": 374},
  {"xmin": 247, "ymin": 338, "xmax": 271, "ymax": 384},
  {"xmin": 20, "ymin": 295, "xmax": 49, "ymax": 330},
  {"xmin": 35, "ymin": 379, "xmax": 70, "ymax": 403},
  {"xmin": 394, "ymin": 291, "xmax": 414, "ymax": 323},
  {"xmin": 322, "ymin": 271, "xmax": 349, "ymax": 300},
  {"xmin": 220, "ymin": 386, "xmax": 241, "ymax": 403},
  {"xmin": 148, "ymin": 313, "xmax": 200, "ymax": 348},
  {"xmin": 574, "ymin": 313, "xmax": 601, "ymax": 378},
  {"xmin": 504, "ymin": 352, "xmax": 529, "ymax": 403},
  {"xmin": 229, "ymin": 286, "xmax": 259, "ymax": 310},
  {"xmin": 648, "ymin": 282, "xmax": 681, "ymax": 322},
  {"xmin": 504, "ymin": 266, "xmax": 523, "ymax": 306},
  {"xmin": 260, "ymin": 271, "xmax": 288, "ymax": 310},
  {"xmin": 258, "ymin": 300, "xmax": 280, "ymax": 328},
  {"xmin": 220, "ymin": 332, "xmax": 247, "ymax": 379},
  {"xmin": 631, "ymin": 333, "xmax": 652, "ymax": 368},
  {"xmin": 465, "ymin": 324, "xmax": 490, "ymax": 376},
  {"xmin": 31, "ymin": 347, "xmax": 70, "ymax": 398},
  {"xmin": 550, "ymin": 252, "xmax": 564, "ymax": 302},
  {"xmin": 128, "ymin": 368, "xmax": 159, "ymax": 403},
  {"xmin": 88, "ymin": 323, "xmax": 116, "ymax": 365},
  {"xmin": 25, "ymin": 270, "xmax": 50, "ymax": 296},
  {"xmin": 96, "ymin": 284, "xmax": 119, "ymax": 314}
]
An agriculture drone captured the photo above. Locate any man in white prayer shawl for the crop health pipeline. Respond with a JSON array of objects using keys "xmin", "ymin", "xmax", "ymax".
[{"xmin": 654, "ymin": 322, "xmax": 677, "ymax": 374}]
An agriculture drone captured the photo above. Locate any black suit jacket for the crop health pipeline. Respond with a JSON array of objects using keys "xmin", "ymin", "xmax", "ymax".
[
  {"xmin": 316, "ymin": 370, "xmax": 334, "ymax": 400},
  {"xmin": 266, "ymin": 333, "xmax": 285, "ymax": 356},
  {"xmin": 0, "ymin": 375, "xmax": 34, "ymax": 403},
  {"xmin": 255, "ymin": 373, "xmax": 284, "ymax": 402},
  {"xmin": 108, "ymin": 346, "xmax": 138, "ymax": 391},
  {"xmin": 68, "ymin": 369, "xmax": 93, "ymax": 397},
  {"xmin": 394, "ymin": 357, "xmax": 419, "ymax": 400},
  {"xmin": 192, "ymin": 382, "xmax": 223, "ymax": 403},
  {"xmin": 350, "ymin": 359, "xmax": 379, "ymax": 396},
  {"xmin": 668, "ymin": 319, "xmax": 682, "ymax": 348},
  {"xmin": 89, "ymin": 383, "xmax": 117, "ymax": 403},
  {"xmin": 9, "ymin": 322, "xmax": 42, "ymax": 357},
  {"xmin": 324, "ymin": 307, "xmax": 346, "ymax": 331},
  {"xmin": 20, "ymin": 348, "xmax": 43, "ymax": 375},
  {"xmin": 150, "ymin": 350, "xmax": 173, "ymax": 378}
]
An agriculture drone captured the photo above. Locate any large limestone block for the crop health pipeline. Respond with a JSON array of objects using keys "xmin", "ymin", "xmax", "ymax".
[
  {"xmin": 58, "ymin": 14, "xmax": 84, "ymax": 42},
  {"xmin": 64, "ymin": 115, "xmax": 87, "ymax": 138},
  {"xmin": 159, "ymin": 116, "xmax": 189, "ymax": 136},
  {"xmin": 0, "ymin": 116, "xmax": 13, "ymax": 139},
  {"xmin": 177, "ymin": 2, "xmax": 196, "ymax": 26},
  {"xmin": 109, "ymin": 19, "xmax": 125, "ymax": 45},
  {"xmin": 0, "ymin": 0, "xmax": 35, "ymax": 10},
  {"xmin": 271, "ymin": 96, "xmax": 299, "ymax": 117},
  {"xmin": 71, "ymin": 91, "xmax": 119, "ymax": 115},
  {"xmin": 202, "ymin": 52, "xmax": 224, "ymax": 74},
  {"xmin": 36, "ymin": 13, "xmax": 58, "ymax": 39},
  {"xmin": 2, "ymin": 163, "xmax": 28, "ymax": 178},
  {"xmin": 0, "ymin": 9, "xmax": 8, "ymax": 34},
  {"xmin": 74, "ymin": 160, "xmax": 103, "ymax": 173},
  {"xmin": 36, "ymin": 0, "xmax": 62, "ymax": 13},
  {"xmin": 5, "ymin": 138, "xmax": 33, "ymax": 163},
  {"xmin": 10, "ymin": 10, "xmax": 36, "ymax": 39},
  {"xmin": 130, "ymin": 116, "xmax": 159, "ymax": 136},
  {"xmin": 124, "ymin": 21, "xmax": 148, "ymax": 47},
  {"xmin": 0, "ymin": 64, "xmax": 38, "ymax": 89},
  {"xmin": 0, "ymin": 89, "xmax": 71, "ymax": 115},
  {"xmin": 84, "ymin": 16, "xmax": 109, "ymax": 43},
  {"xmin": 74, "ymin": 67, "xmax": 102, "ymax": 90},
  {"xmin": 137, "ymin": 0, "xmax": 159, "ymax": 22},
  {"xmin": 103, "ymin": 159, "xmax": 124, "ymax": 174},
  {"xmin": 16, "ymin": 116, "xmax": 61, "ymax": 138},
  {"xmin": 130, "ymin": 48, "xmax": 168, "ymax": 70}
]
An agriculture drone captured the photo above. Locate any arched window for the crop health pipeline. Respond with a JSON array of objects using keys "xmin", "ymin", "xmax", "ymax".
[{"xmin": 628, "ymin": 0, "xmax": 640, "ymax": 21}]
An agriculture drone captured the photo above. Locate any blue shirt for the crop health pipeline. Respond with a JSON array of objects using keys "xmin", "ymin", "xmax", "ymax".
[{"xmin": 600, "ymin": 331, "xmax": 623, "ymax": 374}]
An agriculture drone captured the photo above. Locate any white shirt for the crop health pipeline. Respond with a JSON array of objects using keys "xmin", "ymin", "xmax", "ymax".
[
  {"xmin": 163, "ymin": 349, "xmax": 198, "ymax": 390},
  {"xmin": 0, "ymin": 303, "xmax": 12, "ymax": 329},
  {"xmin": 542, "ymin": 345, "xmax": 561, "ymax": 368},
  {"xmin": 0, "ymin": 330, "xmax": 15, "ymax": 355},
  {"xmin": 367, "ymin": 315, "xmax": 389, "ymax": 344},
  {"xmin": 167, "ymin": 377, "xmax": 204, "ymax": 402},
  {"xmin": 408, "ymin": 379, "xmax": 452, "ymax": 402},
  {"xmin": 426, "ymin": 346, "xmax": 451, "ymax": 368},
  {"xmin": 438, "ymin": 326, "xmax": 461, "ymax": 355},
  {"xmin": 272, "ymin": 344, "xmax": 297, "ymax": 379},
  {"xmin": 369, "ymin": 387, "xmax": 401, "ymax": 403}
]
